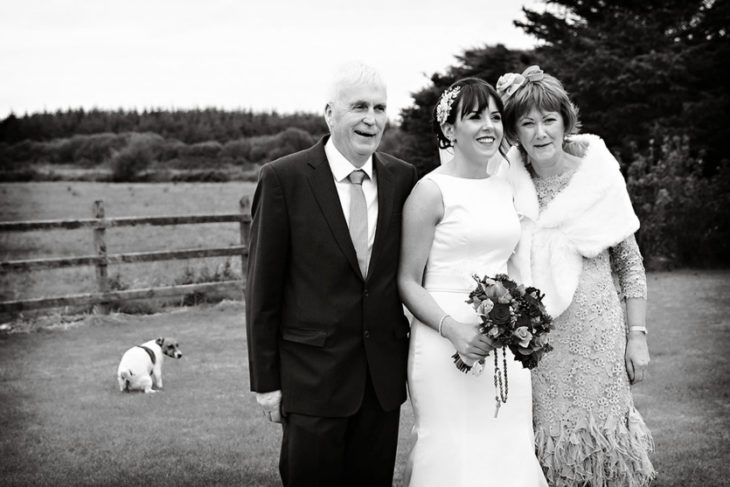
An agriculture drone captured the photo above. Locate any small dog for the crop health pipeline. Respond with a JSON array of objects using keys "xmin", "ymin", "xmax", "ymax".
[{"xmin": 117, "ymin": 337, "xmax": 182, "ymax": 393}]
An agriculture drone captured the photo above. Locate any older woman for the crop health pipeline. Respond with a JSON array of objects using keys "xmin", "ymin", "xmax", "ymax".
[{"xmin": 497, "ymin": 66, "xmax": 655, "ymax": 486}]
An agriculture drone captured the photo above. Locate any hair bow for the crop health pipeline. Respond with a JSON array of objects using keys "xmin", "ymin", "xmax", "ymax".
[{"xmin": 496, "ymin": 65, "xmax": 545, "ymax": 101}]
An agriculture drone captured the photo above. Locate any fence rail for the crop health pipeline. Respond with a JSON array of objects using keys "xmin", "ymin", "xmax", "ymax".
[
  {"xmin": 1, "ymin": 246, "xmax": 247, "ymax": 272},
  {"xmin": 0, "ymin": 213, "xmax": 245, "ymax": 232},
  {"xmin": 0, "ymin": 197, "xmax": 251, "ymax": 314}
]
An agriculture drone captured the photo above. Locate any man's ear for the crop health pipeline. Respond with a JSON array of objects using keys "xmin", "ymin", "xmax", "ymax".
[{"xmin": 324, "ymin": 103, "xmax": 333, "ymax": 130}]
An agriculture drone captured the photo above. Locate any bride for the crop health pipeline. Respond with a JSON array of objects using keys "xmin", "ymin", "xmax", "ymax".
[{"xmin": 398, "ymin": 77, "xmax": 547, "ymax": 486}]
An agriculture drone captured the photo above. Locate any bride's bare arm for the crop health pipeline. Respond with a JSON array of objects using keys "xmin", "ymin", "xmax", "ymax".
[{"xmin": 398, "ymin": 179, "xmax": 492, "ymax": 361}]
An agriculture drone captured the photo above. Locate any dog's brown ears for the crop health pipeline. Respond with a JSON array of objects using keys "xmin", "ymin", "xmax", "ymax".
[{"xmin": 156, "ymin": 337, "xmax": 164, "ymax": 346}]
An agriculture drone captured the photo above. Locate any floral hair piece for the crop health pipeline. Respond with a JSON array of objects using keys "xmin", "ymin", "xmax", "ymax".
[
  {"xmin": 435, "ymin": 86, "xmax": 461, "ymax": 124},
  {"xmin": 496, "ymin": 73, "xmax": 525, "ymax": 101},
  {"xmin": 496, "ymin": 65, "xmax": 545, "ymax": 101}
]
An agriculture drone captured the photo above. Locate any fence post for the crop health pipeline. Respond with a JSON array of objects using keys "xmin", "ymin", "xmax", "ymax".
[
  {"xmin": 93, "ymin": 200, "xmax": 110, "ymax": 314},
  {"xmin": 239, "ymin": 196, "xmax": 251, "ymax": 292}
]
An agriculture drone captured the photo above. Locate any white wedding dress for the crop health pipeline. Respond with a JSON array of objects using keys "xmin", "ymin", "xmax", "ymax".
[{"xmin": 406, "ymin": 172, "xmax": 547, "ymax": 486}]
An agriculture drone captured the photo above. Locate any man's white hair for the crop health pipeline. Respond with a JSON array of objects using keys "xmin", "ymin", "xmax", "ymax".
[{"xmin": 325, "ymin": 61, "xmax": 387, "ymax": 106}]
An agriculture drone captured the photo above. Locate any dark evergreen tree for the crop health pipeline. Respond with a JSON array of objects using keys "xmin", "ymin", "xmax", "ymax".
[{"xmin": 516, "ymin": 0, "xmax": 729, "ymax": 167}]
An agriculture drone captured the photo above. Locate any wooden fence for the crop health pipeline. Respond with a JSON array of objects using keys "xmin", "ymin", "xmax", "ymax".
[{"xmin": 0, "ymin": 197, "xmax": 251, "ymax": 314}]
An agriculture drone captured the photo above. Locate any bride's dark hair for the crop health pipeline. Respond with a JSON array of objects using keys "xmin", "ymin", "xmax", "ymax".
[{"xmin": 433, "ymin": 77, "xmax": 505, "ymax": 151}]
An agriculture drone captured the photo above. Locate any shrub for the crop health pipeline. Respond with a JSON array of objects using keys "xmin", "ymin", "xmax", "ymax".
[
  {"xmin": 247, "ymin": 135, "xmax": 273, "ymax": 163},
  {"xmin": 266, "ymin": 127, "xmax": 315, "ymax": 160},
  {"xmin": 51, "ymin": 138, "xmax": 77, "ymax": 163},
  {"xmin": 174, "ymin": 260, "xmax": 240, "ymax": 305},
  {"xmin": 39, "ymin": 133, "xmax": 127, "ymax": 166},
  {"xmin": 245, "ymin": 127, "xmax": 315, "ymax": 164},
  {"xmin": 626, "ymin": 135, "xmax": 730, "ymax": 268},
  {"xmin": 220, "ymin": 138, "xmax": 252, "ymax": 162},
  {"xmin": 275, "ymin": 127, "xmax": 315, "ymax": 152},
  {"xmin": 110, "ymin": 133, "xmax": 164, "ymax": 182},
  {"xmin": 110, "ymin": 147, "xmax": 149, "ymax": 182},
  {"xmin": 73, "ymin": 133, "xmax": 127, "ymax": 165},
  {"xmin": 3, "ymin": 140, "xmax": 47, "ymax": 163},
  {"xmin": 180, "ymin": 140, "xmax": 222, "ymax": 159},
  {"xmin": 159, "ymin": 139, "xmax": 187, "ymax": 161}
]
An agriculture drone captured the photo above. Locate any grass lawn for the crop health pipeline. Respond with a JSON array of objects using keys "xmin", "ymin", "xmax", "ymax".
[
  {"xmin": 0, "ymin": 270, "xmax": 728, "ymax": 486},
  {"xmin": 0, "ymin": 302, "xmax": 280, "ymax": 487}
]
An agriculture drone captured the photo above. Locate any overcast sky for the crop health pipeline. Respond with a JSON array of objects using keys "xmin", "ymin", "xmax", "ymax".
[{"xmin": 0, "ymin": 0, "xmax": 540, "ymax": 120}]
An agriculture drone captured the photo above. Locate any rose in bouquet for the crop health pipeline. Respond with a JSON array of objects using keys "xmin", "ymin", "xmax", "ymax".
[{"xmin": 452, "ymin": 274, "xmax": 554, "ymax": 415}]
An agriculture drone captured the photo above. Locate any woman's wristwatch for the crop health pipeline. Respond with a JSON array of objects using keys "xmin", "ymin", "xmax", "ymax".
[{"xmin": 628, "ymin": 325, "xmax": 647, "ymax": 335}]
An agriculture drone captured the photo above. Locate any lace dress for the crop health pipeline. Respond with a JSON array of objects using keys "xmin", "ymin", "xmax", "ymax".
[{"xmin": 531, "ymin": 170, "xmax": 656, "ymax": 487}]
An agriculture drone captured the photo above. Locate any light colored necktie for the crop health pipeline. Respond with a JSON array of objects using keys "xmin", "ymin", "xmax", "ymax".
[{"xmin": 347, "ymin": 169, "xmax": 369, "ymax": 278}]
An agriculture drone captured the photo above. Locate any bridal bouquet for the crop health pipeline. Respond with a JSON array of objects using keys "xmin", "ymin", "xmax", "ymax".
[{"xmin": 452, "ymin": 274, "xmax": 554, "ymax": 415}]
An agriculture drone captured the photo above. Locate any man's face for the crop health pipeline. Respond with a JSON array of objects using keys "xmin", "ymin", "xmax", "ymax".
[{"xmin": 325, "ymin": 81, "xmax": 387, "ymax": 166}]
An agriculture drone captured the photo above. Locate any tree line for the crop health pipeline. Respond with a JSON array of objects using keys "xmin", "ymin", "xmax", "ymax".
[
  {"xmin": 1, "ymin": 0, "xmax": 727, "ymax": 266},
  {"xmin": 0, "ymin": 108, "xmax": 328, "ymax": 144}
]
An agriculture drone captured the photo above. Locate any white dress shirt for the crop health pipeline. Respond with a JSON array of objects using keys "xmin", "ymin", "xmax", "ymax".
[{"xmin": 324, "ymin": 138, "xmax": 379, "ymax": 263}]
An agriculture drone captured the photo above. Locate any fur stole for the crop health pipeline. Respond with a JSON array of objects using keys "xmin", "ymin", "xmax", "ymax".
[{"xmin": 507, "ymin": 134, "xmax": 640, "ymax": 318}]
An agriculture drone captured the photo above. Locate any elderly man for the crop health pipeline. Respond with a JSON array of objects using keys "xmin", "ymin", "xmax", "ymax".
[{"xmin": 246, "ymin": 62, "xmax": 417, "ymax": 486}]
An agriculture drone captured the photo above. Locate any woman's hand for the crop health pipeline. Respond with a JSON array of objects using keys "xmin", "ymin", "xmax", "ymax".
[
  {"xmin": 442, "ymin": 317, "xmax": 495, "ymax": 362},
  {"xmin": 625, "ymin": 332, "xmax": 650, "ymax": 384}
]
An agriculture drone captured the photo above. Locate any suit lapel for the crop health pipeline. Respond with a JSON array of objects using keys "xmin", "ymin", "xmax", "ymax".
[
  {"xmin": 368, "ymin": 154, "xmax": 395, "ymax": 280},
  {"xmin": 306, "ymin": 139, "xmax": 363, "ymax": 279}
]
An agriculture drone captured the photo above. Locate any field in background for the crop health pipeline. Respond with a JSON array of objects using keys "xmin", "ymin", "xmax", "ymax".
[
  {"xmin": 0, "ymin": 271, "xmax": 728, "ymax": 486},
  {"xmin": 2, "ymin": 182, "xmax": 729, "ymax": 485},
  {"xmin": 0, "ymin": 182, "xmax": 256, "ymax": 311}
]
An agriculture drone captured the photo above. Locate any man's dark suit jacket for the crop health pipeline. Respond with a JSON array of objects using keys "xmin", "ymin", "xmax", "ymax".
[{"xmin": 246, "ymin": 136, "xmax": 418, "ymax": 417}]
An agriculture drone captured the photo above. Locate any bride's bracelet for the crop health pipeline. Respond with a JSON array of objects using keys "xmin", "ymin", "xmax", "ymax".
[{"xmin": 438, "ymin": 314, "xmax": 450, "ymax": 337}]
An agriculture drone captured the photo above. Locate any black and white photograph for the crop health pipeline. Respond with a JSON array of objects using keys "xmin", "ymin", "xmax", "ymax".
[{"xmin": 1, "ymin": 1, "xmax": 728, "ymax": 486}]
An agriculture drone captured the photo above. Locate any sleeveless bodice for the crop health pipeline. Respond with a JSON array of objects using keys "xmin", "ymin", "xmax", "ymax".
[
  {"xmin": 407, "ymin": 170, "xmax": 547, "ymax": 486},
  {"xmin": 422, "ymin": 173, "xmax": 521, "ymax": 292}
]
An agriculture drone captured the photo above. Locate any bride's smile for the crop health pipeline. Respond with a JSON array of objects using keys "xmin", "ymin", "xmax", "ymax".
[{"xmin": 451, "ymin": 97, "xmax": 504, "ymax": 161}]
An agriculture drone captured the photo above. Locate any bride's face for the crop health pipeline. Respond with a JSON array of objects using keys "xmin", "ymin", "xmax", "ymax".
[{"xmin": 451, "ymin": 97, "xmax": 503, "ymax": 162}]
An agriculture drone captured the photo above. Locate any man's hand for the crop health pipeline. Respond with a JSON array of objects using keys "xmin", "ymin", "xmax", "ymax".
[{"xmin": 256, "ymin": 390, "xmax": 284, "ymax": 423}]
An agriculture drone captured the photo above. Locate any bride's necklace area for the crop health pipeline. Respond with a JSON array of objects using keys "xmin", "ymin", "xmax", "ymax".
[{"xmin": 444, "ymin": 154, "xmax": 491, "ymax": 179}]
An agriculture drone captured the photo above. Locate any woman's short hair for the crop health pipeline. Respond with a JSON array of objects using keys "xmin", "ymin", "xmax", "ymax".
[
  {"xmin": 502, "ymin": 72, "xmax": 581, "ymax": 145},
  {"xmin": 433, "ymin": 77, "xmax": 504, "ymax": 150}
]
